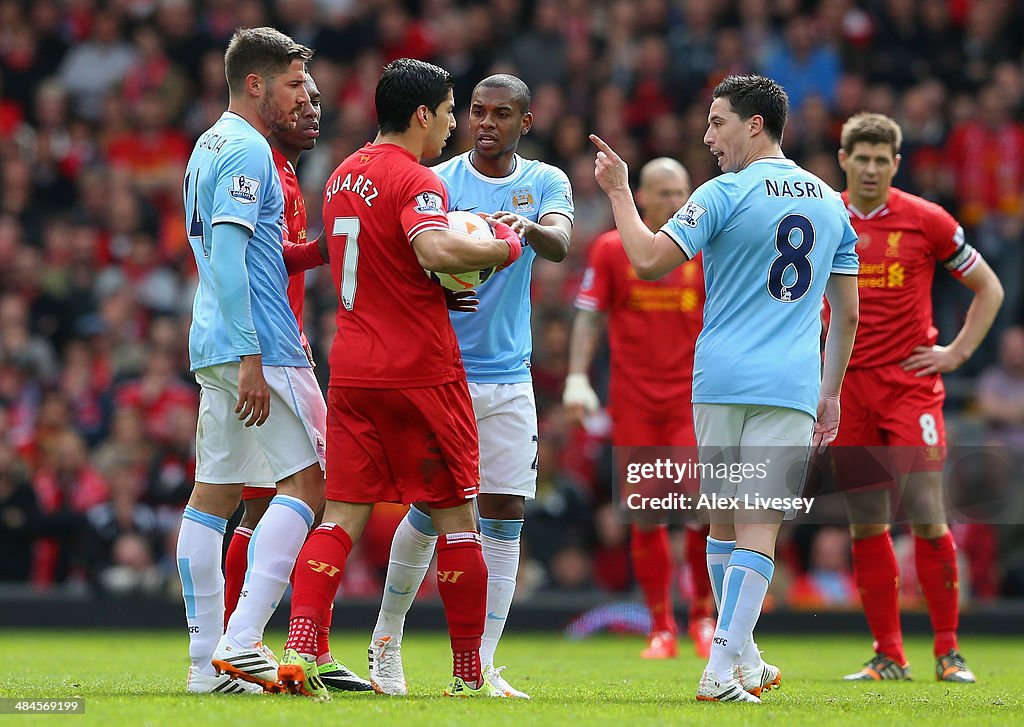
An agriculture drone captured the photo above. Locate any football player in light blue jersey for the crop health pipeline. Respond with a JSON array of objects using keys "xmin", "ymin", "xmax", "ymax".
[
  {"xmin": 592, "ymin": 75, "xmax": 860, "ymax": 703},
  {"xmin": 176, "ymin": 28, "xmax": 328, "ymax": 696},
  {"xmin": 370, "ymin": 74, "xmax": 573, "ymax": 699}
]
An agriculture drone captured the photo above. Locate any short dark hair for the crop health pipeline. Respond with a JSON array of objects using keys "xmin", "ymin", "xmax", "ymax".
[
  {"xmin": 840, "ymin": 112, "xmax": 902, "ymax": 156},
  {"xmin": 473, "ymin": 74, "xmax": 531, "ymax": 114},
  {"xmin": 375, "ymin": 58, "xmax": 454, "ymax": 134},
  {"xmin": 712, "ymin": 75, "xmax": 789, "ymax": 143},
  {"xmin": 224, "ymin": 27, "xmax": 313, "ymax": 95}
]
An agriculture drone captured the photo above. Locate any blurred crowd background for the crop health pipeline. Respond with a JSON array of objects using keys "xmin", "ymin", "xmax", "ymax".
[{"xmin": 2, "ymin": 0, "xmax": 1024, "ymax": 613}]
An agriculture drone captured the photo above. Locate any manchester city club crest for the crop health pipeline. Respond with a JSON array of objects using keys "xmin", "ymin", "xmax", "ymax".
[{"xmin": 510, "ymin": 187, "xmax": 536, "ymax": 214}]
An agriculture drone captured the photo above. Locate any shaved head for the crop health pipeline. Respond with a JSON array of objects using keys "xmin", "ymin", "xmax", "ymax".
[
  {"xmin": 639, "ymin": 157, "xmax": 690, "ymax": 192},
  {"xmin": 637, "ymin": 157, "xmax": 692, "ymax": 230}
]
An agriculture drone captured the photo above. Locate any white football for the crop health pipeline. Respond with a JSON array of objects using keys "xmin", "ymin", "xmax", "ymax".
[{"xmin": 426, "ymin": 210, "xmax": 500, "ymax": 291}]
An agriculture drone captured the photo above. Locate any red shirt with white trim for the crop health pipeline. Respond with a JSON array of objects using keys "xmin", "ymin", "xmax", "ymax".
[
  {"xmin": 842, "ymin": 187, "xmax": 979, "ymax": 369},
  {"xmin": 324, "ymin": 143, "xmax": 463, "ymax": 388}
]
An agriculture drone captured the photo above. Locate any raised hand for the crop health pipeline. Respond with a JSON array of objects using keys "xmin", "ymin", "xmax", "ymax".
[{"xmin": 590, "ymin": 134, "xmax": 630, "ymax": 196}]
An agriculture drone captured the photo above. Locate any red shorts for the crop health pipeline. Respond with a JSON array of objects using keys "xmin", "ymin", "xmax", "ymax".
[
  {"xmin": 832, "ymin": 364, "xmax": 946, "ymax": 490},
  {"xmin": 612, "ymin": 408, "xmax": 700, "ymax": 513},
  {"xmin": 611, "ymin": 408, "xmax": 697, "ymax": 448},
  {"xmin": 241, "ymin": 485, "xmax": 274, "ymax": 501},
  {"xmin": 326, "ymin": 381, "xmax": 480, "ymax": 509}
]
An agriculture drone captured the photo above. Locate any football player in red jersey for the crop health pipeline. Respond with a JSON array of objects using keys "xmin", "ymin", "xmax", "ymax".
[
  {"xmin": 564, "ymin": 158, "xmax": 715, "ymax": 659},
  {"xmin": 277, "ymin": 58, "xmax": 523, "ymax": 700},
  {"xmin": 833, "ymin": 113, "xmax": 1003, "ymax": 683}
]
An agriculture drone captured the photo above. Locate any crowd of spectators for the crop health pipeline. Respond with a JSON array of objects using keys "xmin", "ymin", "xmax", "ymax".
[{"xmin": 2, "ymin": 0, "xmax": 1024, "ymax": 608}]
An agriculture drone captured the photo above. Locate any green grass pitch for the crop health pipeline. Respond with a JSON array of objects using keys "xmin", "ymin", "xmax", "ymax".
[{"xmin": 0, "ymin": 630, "xmax": 1019, "ymax": 725}]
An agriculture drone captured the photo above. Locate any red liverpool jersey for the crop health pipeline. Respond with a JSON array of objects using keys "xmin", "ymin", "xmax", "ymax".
[
  {"xmin": 273, "ymin": 148, "xmax": 309, "ymax": 346},
  {"xmin": 843, "ymin": 187, "xmax": 979, "ymax": 368},
  {"xmin": 324, "ymin": 143, "xmax": 462, "ymax": 388},
  {"xmin": 575, "ymin": 229, "xmax": 705, "ymax": 413}
]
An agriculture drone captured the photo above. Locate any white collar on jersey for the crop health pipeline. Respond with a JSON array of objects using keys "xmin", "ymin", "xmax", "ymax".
[
  {"xmin": 846, "ymin": 201, "xmax": 889, "ymax": 220},
  {"xmin": 463, "ymin": 151, "xmax": 522, "ymax": 184}
]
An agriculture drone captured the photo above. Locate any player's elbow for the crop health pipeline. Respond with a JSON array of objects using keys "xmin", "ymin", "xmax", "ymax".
[
  {"xmin": 634, "ymin": 261, "xmax": 666, "ymax": 281},
  {"xmin": 541, "ymin": 237, "xmax": 570, "ymax": 263},
  {"xmin": 838, "ymin": 305, "xmax": 859, "ymax": 333},
  {"xmin": 986, "ymin": 275, "xmax": 1005, "ymax": 307}
]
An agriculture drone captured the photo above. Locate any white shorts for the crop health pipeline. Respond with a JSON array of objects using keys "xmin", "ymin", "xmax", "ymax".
[
  {"xmin": 693, "ymin": 403, "xmax": 813, "ymax": 518},
  {"xmin": 194, "ymin": 362, "xmax": 326, "ymax": 485},
  {"xmin": 469, "ymin": 382, "xmax": 538, "ymax": 499}
]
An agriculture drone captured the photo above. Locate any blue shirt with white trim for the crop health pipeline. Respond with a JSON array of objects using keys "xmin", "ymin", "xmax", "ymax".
[
  {"xmin": 434, "ymin": 152, "xmax": 574, "ymax": 383},
  {"xmin": 183, "ymin": 112, "xmax": 308, "ymax": 371},
  {"xmin": 661, "ymin": 158, "xmax": 858, "ymax": 417}
]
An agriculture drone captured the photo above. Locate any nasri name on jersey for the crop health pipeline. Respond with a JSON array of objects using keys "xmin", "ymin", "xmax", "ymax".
[
  {"xmin": 764, "ymin": 179, "xmax": 825, "ymax": 199},
  {"xmin": 325, "ymin": 172, "xmax": 379, "ymax": 207}
]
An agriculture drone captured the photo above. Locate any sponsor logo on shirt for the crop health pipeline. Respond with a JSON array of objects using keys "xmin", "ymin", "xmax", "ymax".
[
  {"xmin": 414, "ymin": 191, "xmax": 444, "ymax": 214},
  {"xmin": 858, "ymin": 261, "xmax": 905, "ymax": 288},
  {"xmin": 229, "ymin": 175, "xmax": 260, "ymax": 204},
  {"xmin": 675, "ymin": 200, "xmax": 707, "ymax": 228}
]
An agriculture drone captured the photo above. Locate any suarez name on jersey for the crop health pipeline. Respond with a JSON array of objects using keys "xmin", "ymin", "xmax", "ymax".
[{"xmin": 324, "ymin": 142, "xmax": 463, "ymax": 389}]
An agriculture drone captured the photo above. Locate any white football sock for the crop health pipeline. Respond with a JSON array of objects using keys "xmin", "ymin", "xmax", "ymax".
[
  {"xmin": 226, "ymin": 495, "xmax": 314, "ymax": 648},
  {"xmin": 177, "ymin": 506, "xmax": 227, "ymax": 676},
  {"xmin": 372, "ymin": 507, "xmax": 437, "ymax": 643},
  {"xmin": 706, "ymin": 536, "xmax": 736, "ymax": 611},
  {"xmin": 479, "ymin": 518, "xmax": 524, "ymax": 668},
  {"xmin": 707, "ymin": 549, "xmax": 774, "ymax": 678}
]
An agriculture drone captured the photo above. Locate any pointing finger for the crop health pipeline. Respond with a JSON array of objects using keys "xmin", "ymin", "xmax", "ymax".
[{"xmin": 589, "ymin": 133, "xmax": 616, "ymax": 158}]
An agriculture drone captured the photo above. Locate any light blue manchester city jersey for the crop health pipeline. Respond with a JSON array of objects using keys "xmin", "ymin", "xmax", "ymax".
[
  {"xmin": 661, "ymin": 158, "xmax": 858, "ymax": 418},
  {"xmin": 434, "ymin": 152, "xmax": 574, "ymax": 383},
  {"xmin": 183, "ymin": 112, "xmax": 308, "ymax": 371}
]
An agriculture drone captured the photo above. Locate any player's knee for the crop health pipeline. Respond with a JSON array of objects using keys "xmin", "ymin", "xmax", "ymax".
[
  {"xmin": 430, "ymin": 502, "xmax": 477, "ymax": 534},
  {"xmin": 239, "ymin": 500, "xmax": 270, "ymax": 529},
  {"xmin": 910, "ymin": 522, "xmax": 948, "ymax": 539},
  {"xmin": 843, "ymin": 493, "xmax": 890, "ymax": 528},
  {"xmin": 188, "ymin": 483, "xmax": 243, "ymax": 519},
  {"xmin": 275, "ymin": 463, "xmax": 325, "ymax": 512},
  {"xmin": 849, "ymin": 523, "xmax": 888, "ymax": 539},
  {"xmin": 477, "ymin": 493, "xmax": 525, "ymax": 520}
]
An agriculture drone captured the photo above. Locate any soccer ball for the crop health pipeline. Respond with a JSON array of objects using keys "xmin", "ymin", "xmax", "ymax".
[{"xmin": 426, "ymin": 210, "xmax": 499, "ymax": 291}]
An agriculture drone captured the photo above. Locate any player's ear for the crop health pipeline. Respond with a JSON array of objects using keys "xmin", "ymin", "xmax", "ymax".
[
  {"xmin": 749, "ymin": 114, "xmax": 764, "ymax": 137},
  {"xmin": 521, "ymin": 111, "xmax": 533, "ymax": 136},
  {"xmin": 837, "ymin": 148, "xmax": 848, "ymax": 171},
  {"xmin": 245, "ymin": 73, "xmax": 261, "ymax": 97},
  {"xmin": 416, "ymin": 105, "xmax": 429, "ymax": 127},
  {"xmin": 892, "ymin": 153, "xmax": 902, "ymax": 176}
]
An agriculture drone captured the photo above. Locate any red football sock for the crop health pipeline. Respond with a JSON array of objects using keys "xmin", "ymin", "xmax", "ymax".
[
  {"xmin": 685, "ymin": 525, "xmax": 714, "ymax": 621},
  {"xmin": 223, "ymin": 526, "xmax": 253, "ymax": 628},
  {"xmin": 631, "ymin": 525, "xmax": 677, "ymax": 635},
  {"xmin": 852, "ymin": 531, "xmax": 906, "ymax": 665},
  {"xmin": 436, "ymin": 531, "xmax": 486, "ymax": 688},
  {"xmin": 317, "ymin": 603, "xmax": 334, "ymax": 664},
  {"xmin": 914, "ymin": 531, "xmax": 959, "ymax": 656},
  {"xmin": 287, "ymin": 523, "xmax": 352, "ymax": 656}
]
